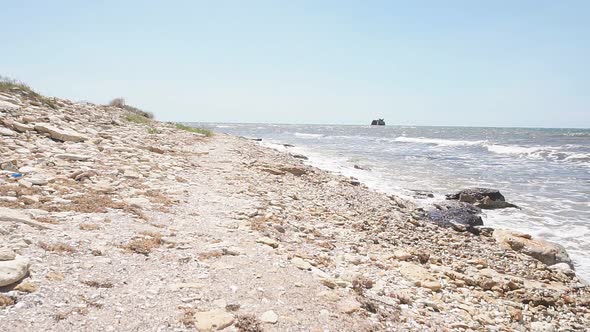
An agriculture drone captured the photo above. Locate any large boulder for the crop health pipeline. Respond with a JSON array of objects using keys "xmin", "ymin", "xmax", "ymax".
[
  {"xmin": 446, "ymin": 188, "xmax": 518, "ymax": 209},
  {"xmin": 34, "ymin": 123, "xmax": 87, "ymax": 142},
  {"xmin": 0, "ymin": 255, "xmax": 30, "ymax": 287},
  {"xmin": 493, "ymin": 229, "xmax": 573, "ymax": 268},
  {"xmin": 427, "ymin": 201, "xmax": 483, "ymax": 233}
]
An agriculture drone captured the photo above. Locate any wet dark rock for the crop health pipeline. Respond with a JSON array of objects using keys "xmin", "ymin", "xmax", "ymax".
[
  {"xmin": 371, "ymin": 119, "xmax": 386, "ymax": 126},
  {"xmin": 283, "ymin": 144, "xmax": 295, "ymax": 147},
  {"xmin": 427, "ymin": 201, "xmax": 483, "ymax": 233},
  {"xmin": 411, "ymin": 190, "xmax": 434, "ymax": 199},
  {"xmin": 291, "ymin": 154, "xmax": 308, "ymax": 160},
  {"xmin": 353, "ymin": 164, "xmax": 371, "ymax": 171},
  {"xmin": 446, "ymin": 188, "xmax": 518, "ymax": 210}
]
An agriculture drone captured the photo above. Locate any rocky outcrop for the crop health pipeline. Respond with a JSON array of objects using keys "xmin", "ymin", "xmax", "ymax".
[
  {"xmin": 34, "ymin": 123, "xmax": 87, "ymax": 142},
  {"xmin": 493, "ymin": 229, "xmax": 573, "ymax": 268},
  {"xmin": 371, "ymin": 119, "xmax": 385, "ymax": 126},
  {"xmin": 427, "ymin": 201, "xmax": 483, "ymax": 233},
  {"xmin": 446, "ymin": 188, "xmax": 518, "ymax": 209}
]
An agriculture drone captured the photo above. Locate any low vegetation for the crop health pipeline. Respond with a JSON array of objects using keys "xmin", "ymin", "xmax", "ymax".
[
  {"xmin": 39, "ymin": 242, "xmax": 77, "ymax": 253},
  {"xmin": 0, "ymin": 75, "xmax": 57, "ymax": 108},
  {"xmin": 125, "ymin": 113, "xmax": 152, "ymax": 125},
  {"xmin": 108, "ymin": 97, "xmax": 154, "ymax": 119},
  {"xmin": 122, "ymin": 232, "xmax": 162, "ymax": 255},
  {"xmin": 147, "ymin": 127, "xmax": 160, "ymax": 134},
  {"xmin": 175, "ymin": 123, "xmax": 213, "ymax": 137}
]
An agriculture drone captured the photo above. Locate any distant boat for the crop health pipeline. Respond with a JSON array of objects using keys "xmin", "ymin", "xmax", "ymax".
[{"xmin": 371, "ymin": 118, "xmax": 386, "ymax": 126}]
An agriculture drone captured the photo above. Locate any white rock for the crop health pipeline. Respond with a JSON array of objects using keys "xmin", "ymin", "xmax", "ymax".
[
  {"xmin": 12, "ymin": 121, "xmax": 34, "ymax": 133},
  {"xmin": 291, "ymin": 257, "xmax": 312, "ymax": 270},
  {"xmin": 0, "ymin": 248, "xmax": 16, "ymax": 261},
  {"xmin": 55, "ymin": 153, "xmax": 91, "ymax": 161},
  {"xmin": 260, "ymin": 310, "xmax": 279, "ymax": 324},
  {"xmin": 256, "ymin": 237, "xmax": 278, "ymax": 248},
  {"xmin": 547, "ymin": 263, "xmax": 575, "ymax": 276},
  {"xmin": 0, "ymin": 255, "xmax": 30, "ymax": 286},
  {"xmin": 530, "ymin": 321, "xmax": 555, "ymax": 332},
  {"xmin": 0, "ymin": 127, "xmax": 16, "ymax": 136},
  {"xmin": 34, "ymin": 123, "xmax": 87, "ymax": 142},
  {"xmin": 337, "ymin": 299, "xmax": 362, "ymax": 314},
  {"xmin": 192, "ymin": 309, "xmax": 234, "ymax": 331}
]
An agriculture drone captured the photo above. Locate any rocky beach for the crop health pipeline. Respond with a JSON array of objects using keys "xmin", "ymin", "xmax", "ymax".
[{"xmin": 1, "ymin": 88, "xmax": 589, "ymax": 331}]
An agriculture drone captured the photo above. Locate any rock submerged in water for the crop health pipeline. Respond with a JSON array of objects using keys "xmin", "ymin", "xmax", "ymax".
[
  {"xmin": 427, "ymin": 201, "xmax": 483, "ymax": 233},
  {"xmin": 446, "ymin": 188, "xmax": 519, "ymax": 209}
]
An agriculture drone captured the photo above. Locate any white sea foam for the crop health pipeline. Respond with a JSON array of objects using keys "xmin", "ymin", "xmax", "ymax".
[
  {"xmin": 394, "ymin": 136, "xmax": 487, "ymax": 146},
  {"xmin": 294, "ymin": 132, "xmax": 324, "ymax": 138},
  {"xmin": 484, "ymin": 144, "xmax": 543, "ymax": 155}
]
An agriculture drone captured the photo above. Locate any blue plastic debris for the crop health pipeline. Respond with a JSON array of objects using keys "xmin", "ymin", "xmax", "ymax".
[{"xmin": 10, "ymin": 173, "xmax": 23, "ymax": 178}]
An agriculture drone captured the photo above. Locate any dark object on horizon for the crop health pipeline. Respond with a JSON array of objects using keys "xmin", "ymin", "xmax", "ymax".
[
  {"xmin": 446, "ymin": 188, "xmax": 519, "ymax": 210},
  {"xmin": 371, "ymin": 119, "xmax": 385, "ymax": 126}
]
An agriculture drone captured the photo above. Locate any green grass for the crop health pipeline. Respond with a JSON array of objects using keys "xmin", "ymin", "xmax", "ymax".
[
  {"xmin": 147, "ymin": 127, "xmax": 160, "ymax": 134},
  {"xmin": 175, "ymin": 123, "xmax": 213, "ymax": 137},
  {"xmin": 0, "ymin": 75, "xmax": 57, "ymax": 108},
  {"xmin": 125, "ymin": 113, "xmax": 152, "ymax": 125}
]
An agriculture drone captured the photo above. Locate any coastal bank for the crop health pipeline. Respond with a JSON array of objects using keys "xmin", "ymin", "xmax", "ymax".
[{"xmin": 1, "ymin": 88, "xmax": 589, "ymax": 331}]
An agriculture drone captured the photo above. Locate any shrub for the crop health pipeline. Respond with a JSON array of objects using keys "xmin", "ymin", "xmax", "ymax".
[
  {"xmin": 109, "ymin": 97, "xmax": 154, "ymax": 119},
  {"xmin": 0, "ymin": 75, "xmax": 57, "ymax": 109},
  {"xmin": 175, "ymin": 123, "xmax": 213, "ymax": 137}
]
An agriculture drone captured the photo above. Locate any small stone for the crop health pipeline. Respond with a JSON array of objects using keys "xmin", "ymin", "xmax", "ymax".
[
  {"xmin": 55, "ymin": 153, "xmax": 91, "ymax": 161},
  {"xmin": 0, "ymin": 248, "xmax": 16, "ymax": 261},
  {"xmin": 256, "ymin": 237, "xmax": 278, "ymax": 248},
  {"xmin": 291, "ymin": 257, "xmax": 312, "ymax": 270},
  {"xmin": 530, "ymin": 321, "xmax": 555, "ymax": 332},
  {"xmin": 420, "ymin": 280, "xmax": 442, "ymax": 291},
  {"xmin": 260, "ymin": 310, "xmax": 279, "ymax": 324},
  {"xmin": 337, "ymin": 299, "xmax": 362, "ymax": 314},
  {"xmin": 393, "ymin": 249, "xmax": 412, "ymax": 261}
]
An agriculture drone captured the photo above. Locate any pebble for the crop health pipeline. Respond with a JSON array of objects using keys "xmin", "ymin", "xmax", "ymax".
[{"xmin": 260, "ymin": 310, "xmax": 279, "ymax": 324}]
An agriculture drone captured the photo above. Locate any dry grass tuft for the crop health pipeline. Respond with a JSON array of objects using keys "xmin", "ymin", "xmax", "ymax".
[
  {"xmin": 0, "ymin": 75, "xmax": 57, "ymax": 108},
  {"xmin": 180, "ymin": 308, "xmax": 196, "ymax": 327},
  {"xmin": 79, "ymin": 223, "xmax": 100, "ymax": 231},
  {"xmin": 235, "ymin": 314, "xmax": 264, "ymax": 332},
  {"xmin": 35, "ymin": 216, "xmax": 59, "ymax": 224},
  {"xmin": 46, "ymin": 271, "xmax": 65, "ymax": 281},
  {"xmin": 122, "ymin": 232, "xmax": 162, "ymax": 255},
  {"xmin": 14, "ymin": 281, "xmax": 37, "ymax": 293},
  {"xmin": 82, "ymin": 280, "xmax": 113, "ymax": 288},
  {"xmin": 315, "ymin": 255, "xmax": 335, "ymax": 268},
  {"xmin": 352, "ymin": 276, "xmax": 374, "ymax": 295},
  {"xmin": 39, "ymin": 242, "xmax": 76, "ymax": 253},
  {"xmin": 0, "ymin": 294, "xmax": 15, "ymax": 308}
]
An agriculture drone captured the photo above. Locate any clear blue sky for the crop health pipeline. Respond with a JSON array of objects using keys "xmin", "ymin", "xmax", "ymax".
[{"xmin": 1, "ymin": 1, "xmax": 588, "ymax": 128}]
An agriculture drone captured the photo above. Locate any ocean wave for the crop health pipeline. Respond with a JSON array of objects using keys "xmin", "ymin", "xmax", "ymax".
[
  {"xmin": 394, "ymin": 136, "xmax": 487, "ymax": 147},
  {"xmin": 484, "ymin": 144, "xmax": 542, "ymax": 155},
  {"xmin": 294, "ymin": 132, "xmax": 324, "ymax": 138},
  {"xmin": 393, "ymin": 136, "xmax": 588, "ymax": 163}
]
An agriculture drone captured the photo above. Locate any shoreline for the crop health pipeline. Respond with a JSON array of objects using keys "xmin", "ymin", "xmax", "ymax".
[
  {"xmin": 242, "ymin": 133, "xmax": 589, "ymax": 281},
  {"xmin": 1, "ymin": 91, "xmax": 590, "ymax": 330}
]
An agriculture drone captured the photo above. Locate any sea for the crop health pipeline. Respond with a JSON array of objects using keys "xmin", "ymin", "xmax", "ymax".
[{"xmin": 196, "ymin": 123, "xmax": 590, "ymax": 281}]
